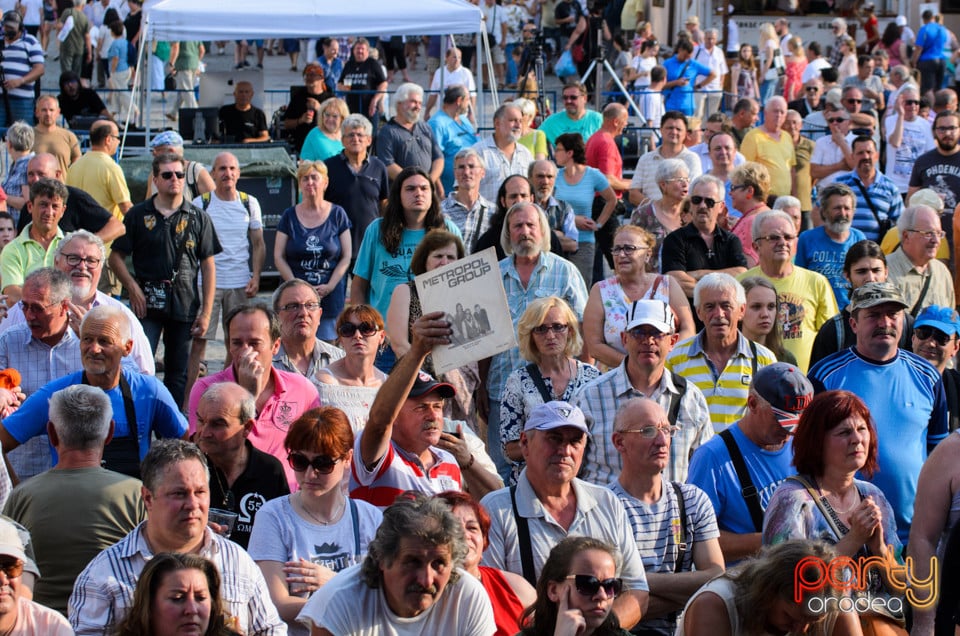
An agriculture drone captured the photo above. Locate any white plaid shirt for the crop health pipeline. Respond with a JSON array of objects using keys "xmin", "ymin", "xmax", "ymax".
[
  {"xmin": 69, "ymin": 523, "xmax": 286, "ymax": 635},
  {"xmin": 572, "ymin": 361, "xmax": 714, "ymax": 485}
]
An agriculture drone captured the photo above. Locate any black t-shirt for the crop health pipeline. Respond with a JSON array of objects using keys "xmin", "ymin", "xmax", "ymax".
[
  {"xmin": 17, "ymin": 185, "xmax": 113, "ymax": 235},
  {"xmin": 218, "ymin": 104, "xmax": 268, "ymax": 142},
  {"xmin": 660, "ymin": 224, "xmax": 748, "ymax": 273},
  {"xmin": 323, "ymin": 152, "xmax": 389, "ymax": 264},
  {"xmin": 113, "ymin": 197, "xmax": 222, "ymax": 321},
  {"xmin": 284, "ymin": 87, "xmax": 333, "ymax": 152},
  {"xmin": 58, "ymin": 89, "xmax": 107, "ymax": 122},
  {"xmin": 340, "ymin": 58, "xmax": 387, "ymax": 118},
  {"xmin": 206, "ymin": 442, "xmax": 289, "ymax": 550},
  {"xmin": 554, "ymin": 0, "xmax": 583, "ymax": 37}
]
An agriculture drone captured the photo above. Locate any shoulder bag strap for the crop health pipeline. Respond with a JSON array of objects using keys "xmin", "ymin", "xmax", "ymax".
[
  {"xmin": 525, "ymin": 363, "xmax": 554, "ymax": 403},
  {"xmin": 171, "ymin": 210, "xmax": 196, "ymax": 282},
  {"xmin": 718, "ymin": 428, "xmax": 764, "ymax": 532},
  {"xmin": 671, "ymin": 481, "xmax": 688, "ymax": 573},
  {"xmin": 786, "ymin": 475, "xmax": 848, "ymax": 541},
  {"xmin": 911, "ymin": 271, "xmax": 933, "ymax": 318},
  {"xmin": 647, "ymin": 274, "xmax": 665, "ymax": 299},
  {"xmin": 349, "ymin": 498, "xmax": 361, "ymax": 557},
  {"xmin": 749, "ymin": 339, "xmax": 758, "ymax": 377},
  {"xmin": 852, "ymin": 179, "xmax": 884, "ymax": 228},
  {"xmin": 510, "ymin": 485, "xmax": 537, "ymax": 586}
]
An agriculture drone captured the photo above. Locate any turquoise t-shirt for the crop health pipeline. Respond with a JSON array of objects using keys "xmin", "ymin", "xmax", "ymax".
[
  {"xmin": 353, "ymin": 217, "xmax": 463, "ymax": 319},
  {"xmin": 554, "ymin": 166, "xmax": 610, "ymax": 244},
  {"xmin": 300, "ymin": 129, "xmax": 344, "ymax": 162},
  {"xmin": 538, "ymin": 110, "xmax": 603, "ymax": 145}
]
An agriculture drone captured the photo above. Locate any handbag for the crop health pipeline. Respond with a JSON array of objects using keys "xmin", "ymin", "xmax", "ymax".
[
  {"xmin": 773, "ymin": 48, "xmax": 787, "ymax": 78},
  {"xmin": 571, "ymin": 42, "xmax": 585, "ymax": 63}
]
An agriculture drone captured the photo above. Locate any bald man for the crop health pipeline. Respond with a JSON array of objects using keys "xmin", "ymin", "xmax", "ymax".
[{"xmin": 218, "ymin": 81, "xmax": 269, "ymax": 143}]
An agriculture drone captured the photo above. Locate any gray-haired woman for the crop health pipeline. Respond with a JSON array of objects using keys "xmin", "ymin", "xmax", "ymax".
[{"xmin": 629, "ymin": 158, "xmax": 689, "ymax": 272}]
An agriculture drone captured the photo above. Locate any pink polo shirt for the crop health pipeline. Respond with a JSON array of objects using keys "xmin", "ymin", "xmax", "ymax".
[{"xmin": 188, "ymin": 366, "xmax": 321, "ymax": 489}]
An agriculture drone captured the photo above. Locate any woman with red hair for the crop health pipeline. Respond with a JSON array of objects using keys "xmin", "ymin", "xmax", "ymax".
[
  {"xmin": 762, "ymin": 390, "xmax": 903, "ymax": 630},
  {"xmin": 248, "ymin": 407, "xmax": 384, "ymax": 636},
  {"xmin": 436, "ymin": 491, "xmax": 535, "ymax": 636}
]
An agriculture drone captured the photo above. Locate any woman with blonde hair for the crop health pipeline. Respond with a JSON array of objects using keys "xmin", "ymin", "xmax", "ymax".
[
  {"xmin": 583, "ymin": 224, "xmax": 695, "ymax": 367},
  {"xmin": 784, "ymin": 36, "xmax": 807, "ymax": 100},
  {"xmin": 500, "ymin": 296, "xmax": 600, "ymax": 482},
  {"xmin": 274, "ymin": 160, "xmax": 352, "ymax": 341},
  {"xmin": 837, "ymin": 36, "xmax": 859, "ymax": 82},
  {"xmin": 728, "ymin": 161, "xmax": 771, "ymax": 267},
  {"xmin": 680, "ymin": 540, "xmax": 860, "ymax": 636},
  {"xmin": 758, "ymin": 23, "xmax": 781, "ymax": 104},
  {"xmin": 513, "ymin": 97, "xmax": 548, "ymax": 160},
  {"xmin": 300, "ymin": 97, "xmax": 350, "ymax": 161}
]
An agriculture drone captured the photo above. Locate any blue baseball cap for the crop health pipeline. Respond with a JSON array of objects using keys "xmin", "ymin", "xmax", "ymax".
[
  {"xmin": 150, "ymin": 130, "xmax": 184, "ymax": 148},
  {"xmin": 914, "ymin": 305, "xmax": 960, "ymax": 337},
  {"xmin": 523, "ymin": 401, "xmax": 588, "ymax": 434}
]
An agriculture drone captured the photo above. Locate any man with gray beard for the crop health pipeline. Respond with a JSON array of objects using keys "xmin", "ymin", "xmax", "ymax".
[
  {"xmin": 794, "ymin": 184, "xmax": 867, "ymax": 309},
  {"xmin": 480, "ymin": 202, "xmax": 588, "ymax": 479},
  {"xmin": 375, "ymin": 82, "xmax": 444, "ymax": 194},
  {"xmin": 473, "ymin": 104, "xmax": 534, "ymax": 203}
]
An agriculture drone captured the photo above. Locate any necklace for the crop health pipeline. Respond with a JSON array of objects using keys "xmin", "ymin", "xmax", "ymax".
[{"xmin": 298, "ymin": 492, "xmax": 345, "ymax": 526}]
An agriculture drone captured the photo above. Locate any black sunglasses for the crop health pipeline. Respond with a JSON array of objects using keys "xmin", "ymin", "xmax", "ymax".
[
  {"xmin": 159, "ymin": 170, "xmax": 185, "ymax": 180},
  {"xmin": 0, "ymin": 557, "xmax": 23, "ymax": 579},
  {"xmin": 805, "ymin": 86, "xmax": 820, "ymax": 92},
  {"xmin": 915, "ymin": 326, "xmax": 955, "ymax": 346},
  {"xmin": 287, "ymin": 452, "xmax": 340, "ymax": 474},
  {"xmin": 904, "ymin": 99, "xmax": 921, "ymax": 106},
  {"xmin": 691, "ymin": 195, "xmax": 717, "ymax": 208},
  {"xmin": 567, "ymin": 574, "xmax": 623, "ymax": 597},
  {"xmin": 337, "ymin": 321, "xmax": 379, "ymax": 338}
]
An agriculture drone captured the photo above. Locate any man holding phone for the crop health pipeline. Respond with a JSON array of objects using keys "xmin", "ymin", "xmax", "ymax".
[{"xmin": 351, "ymin": 311, "xmax": 502, "ymax": 508}]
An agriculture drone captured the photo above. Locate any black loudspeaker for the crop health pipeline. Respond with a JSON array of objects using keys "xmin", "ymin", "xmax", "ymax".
[{"xmin": 237, "ymin": 175, "xmax": 297, "ymax": 275}]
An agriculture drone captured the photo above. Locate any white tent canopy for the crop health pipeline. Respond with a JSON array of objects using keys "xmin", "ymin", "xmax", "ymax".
[{"xmin": 143, "ymin": 0, "xmax": 483, "ymax": 41}]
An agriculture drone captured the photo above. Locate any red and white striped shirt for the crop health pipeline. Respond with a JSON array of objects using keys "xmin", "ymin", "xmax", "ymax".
[{"xmin": 349, "ymin": 438, "xmax": 462, "ymax": 508}]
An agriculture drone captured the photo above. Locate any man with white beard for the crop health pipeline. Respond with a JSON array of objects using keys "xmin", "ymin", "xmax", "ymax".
[
  {"xmin": 473, "ymin": 104, "xmax": 534, "ymax": 203},
  {"xmin": 794, "ymin": 183, "xmax": 866, "ymax": 309},
  {"xmin": 375, "ymin": 82, "xmax": 444, "ymax": 194},
  {"xmin": 0, "ymin": 230, "xmax": 153, "ymax": 374}
]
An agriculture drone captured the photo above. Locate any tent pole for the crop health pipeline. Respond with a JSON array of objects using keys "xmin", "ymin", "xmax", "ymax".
[
  {"xmin": 119, "ymin": 20, "xmax": 150, "ymax": 159},
  {"xmin": 479, "ymin": 28, "xmax": 498, "ymax": 123}
]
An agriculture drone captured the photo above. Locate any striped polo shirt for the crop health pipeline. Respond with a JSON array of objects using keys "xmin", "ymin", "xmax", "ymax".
[
  {"xmin": 349, "ymin": 437, "xmax": 462, "ymax": 508},
  {"xmin": 666, "ymin": 331, "xmax": 777, "ymax": 433}
]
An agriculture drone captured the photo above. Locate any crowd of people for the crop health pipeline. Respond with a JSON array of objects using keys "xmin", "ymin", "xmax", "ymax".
[{"xmin": 0, "ymin": 1, "xmax": 958, "ymax": 635}]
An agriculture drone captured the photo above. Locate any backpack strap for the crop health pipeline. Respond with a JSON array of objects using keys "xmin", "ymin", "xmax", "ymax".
[
  {"xmin": 718, "ymin": 428, "xmax": 765, "ymax": 532},
  {"xmin": 201, "ymin": 190, "xmax": 251, "ymax": 213},
  {"xmin": 671, "ymin": 481, "xmax": 688, "ymax": 573},
  {"xmin": 510, "ymin": 485, "xmax": 537, "ymax": 586},
  {"xmin": 748, "ymin": 339, "xmax": 758, "ymax": 378}
]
